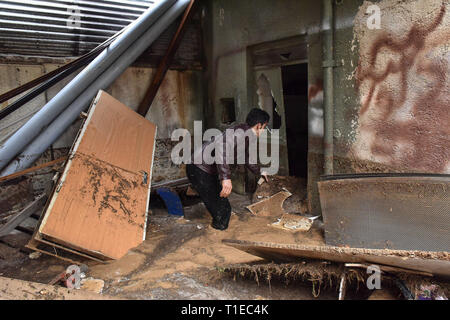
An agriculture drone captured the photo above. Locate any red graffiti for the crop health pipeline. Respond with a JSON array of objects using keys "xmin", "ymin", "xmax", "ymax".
[
  {"xmin": 308, "ymin": 80, "xmax": 323, "ymax": 102},
  {"xmin": 355, "ymin": 2, "xmax": 450, "ymax": 173}
]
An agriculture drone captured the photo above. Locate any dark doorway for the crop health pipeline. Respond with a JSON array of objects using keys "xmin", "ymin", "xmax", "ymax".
[{"xmin": 282, "ymin": 63, "xmax": 308, "ymax": 178}]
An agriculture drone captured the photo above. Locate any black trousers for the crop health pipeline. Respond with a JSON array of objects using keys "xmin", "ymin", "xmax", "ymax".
[{"xmin": 186, "ymin": 164, "xmax": 231, "ymax": 230}]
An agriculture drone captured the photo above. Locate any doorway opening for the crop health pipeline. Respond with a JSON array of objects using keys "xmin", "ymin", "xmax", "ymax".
[{"xmin": 282, "ymin": 63, "xmax": 308, "ymax": 178}]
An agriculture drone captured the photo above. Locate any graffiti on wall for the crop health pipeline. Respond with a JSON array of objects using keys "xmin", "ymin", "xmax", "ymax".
[
  {"xmin": 352, "ymin": 0, "xmax": 450, "ymax": 173},
  {"xmin": 308, "ymin": 80, "xmax": 324, "ymax": 138}
]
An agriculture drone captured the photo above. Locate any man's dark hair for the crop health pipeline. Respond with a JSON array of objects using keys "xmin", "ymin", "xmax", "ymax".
[{"xmin": 246, "ymin": 108, "xmax": 270, "ymax": 127}]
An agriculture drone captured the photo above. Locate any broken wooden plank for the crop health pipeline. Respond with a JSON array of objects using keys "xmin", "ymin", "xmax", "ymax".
[
  {"xmin": 222, "ymin": 239, "xmax": 450, "ymax": 278},
  {"xmin": 0, "ymin": 194, "xmax": 47, "ymax": 237},
  {"xmin": 26, "ymin": 236, "xmax": 104, "ymax": 265},
  {"xmin": 33, "ymin": 232, "xmax": 107, "ymax": 263},
  {"xmin": 246, "ymin": 189, "xmax": 292, "ymax": 216},
  {"xmin": 37, "ymin": 90, "xmax": 157, "ymax": 261},
  {"xmin": 137, "ymin": 0, "xmax": 197, "ymax": 116},
  {"xmin": 0, "ymin": 157, "xmax": 67, "ymax": 184}
]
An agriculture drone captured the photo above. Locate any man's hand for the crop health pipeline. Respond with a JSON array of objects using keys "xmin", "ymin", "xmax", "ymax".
[{"xmin": 220, "ymin": 179, "xmax": 232, "ymax": 198}]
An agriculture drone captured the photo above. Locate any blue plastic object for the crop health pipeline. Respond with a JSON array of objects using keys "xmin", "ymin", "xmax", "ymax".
[{"xmin": 156, "ymin": 188, "xmax": 184, "ymax": 216}]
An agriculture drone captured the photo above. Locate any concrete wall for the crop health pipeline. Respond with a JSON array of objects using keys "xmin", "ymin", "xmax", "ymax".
[
  {"xmin": 108, "ymin": 67, "xmax": 204, "ymax": 182},
  {"xmin": 204, "ymin": 0, "xmax": 324, "ymax": 213},
  {"xmin": 348, "ymin": 0, "xmax": 450, "ymax": 174},
  {"xmin": 204, "ymin": 0, "xmax": 449, "ymax": 214},
  {"xmin": 0, "ymin": 61, "xmax": 204, "ymax": 197}
]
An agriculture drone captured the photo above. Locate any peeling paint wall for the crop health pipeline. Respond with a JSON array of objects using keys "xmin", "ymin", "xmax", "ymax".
[
  {"xmin": 107, "ymin": 67, "xmax": 204, "ymax": 181},
  {"xmin": 0, "ymin": 62, "xmax": 82, "ymax": 147}
]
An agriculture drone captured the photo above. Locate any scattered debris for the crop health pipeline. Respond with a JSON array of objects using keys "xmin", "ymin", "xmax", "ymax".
[
  {"xmin": 49, "ymin": 264, "xmax": 88, "ymax": 289},
  {"xmin": 223, "ymin": 239, "xmax": 450, "ymax": 277},
  {"xmin": 269, "ymin": 214, "xmax": 314, "ymax": 232},
  {"xmin": 222, "ymin": 261, "xmax": 365, "ymax": 297},
  {"xmin": 80, "ymin": 277, "xmax": 105, "ymax": 294},
  {"xmin": 28, "ymin": 251, "xmax": 41, "ymax": 260},
  {"xmin": 252, "ymin": 175, "xmax": 308, "ymax": 214},
  {"xmin": 246, "ymin": 189, "xmax": 292, "ymax": 216},
  {"xmin": 415, "ymin": 283, "xmax": 448, "ymax": 300},
  {"xmin": 0, "ymin": 276, "xmax": 116, "ymax": 300}
]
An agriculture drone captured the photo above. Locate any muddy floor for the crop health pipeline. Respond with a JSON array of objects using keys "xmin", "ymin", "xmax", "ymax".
[{"xmin": 0, "ymin": 192, "xmax": 390, "ymax": 300}]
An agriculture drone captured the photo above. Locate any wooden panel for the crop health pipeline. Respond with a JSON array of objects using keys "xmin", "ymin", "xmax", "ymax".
[
  {"xmin": 223, "ymin": 239, "xmax": 450, "ymax": 278},
  {"xmin": 75, "ymin": 90, "xmax": 156, "ymax": 174},
  {"xmin": 39, "ymin": 90, "xmax": 157, "ymax": 260}
]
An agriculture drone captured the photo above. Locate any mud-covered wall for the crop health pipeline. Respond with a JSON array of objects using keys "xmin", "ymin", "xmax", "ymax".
[
  {"xmin": 347, "ymin": 0, "xmax": 450, "ymax": 174},
  {"xmin": 205, "ymin": 0, "xmax": 449, "ymax": 215},
  {"xmin": 203, "ymin": 0, "xmax": 325, "ymax": 213}
]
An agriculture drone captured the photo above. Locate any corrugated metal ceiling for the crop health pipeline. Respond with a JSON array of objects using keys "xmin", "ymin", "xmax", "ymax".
[{"xmin": 0, "ymin": 0, "xmax": 155, "ymax": 57}]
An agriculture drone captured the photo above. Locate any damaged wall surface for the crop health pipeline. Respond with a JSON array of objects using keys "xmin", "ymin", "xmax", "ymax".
[
  {"xmin": 1, "ymin": 0, "xmax": 448, "ymax": 217},
  {"xmin": 109, "ymin": 67, "xmax": 204, "ymax": 182},
  {"xmin": 0, "ymin": 65, "xmax": 203, "ymax": 196},
  {"xmin": 203, "ymin": 0, "xmax": 450, "ymax": 214},
  {"xmin": 0, "ymin": 2, "xmax": 205, "ymax": 199},
  {"xmin": 349, "ymin": 0, "xmax": 450, "ymax": 174}
]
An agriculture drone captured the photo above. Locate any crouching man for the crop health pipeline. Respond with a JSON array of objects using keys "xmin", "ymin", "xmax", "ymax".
[{"xmin": 186, "ymin": 108, "xmax": 270, "ymax": 230}]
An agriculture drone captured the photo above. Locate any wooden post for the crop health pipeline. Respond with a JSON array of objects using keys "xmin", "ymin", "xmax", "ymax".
[
  {"xmin": 137, "ymin": 0, "xmax": 196, "ymax": 116},
  {"xmin": 0, "ymin": 157, "xmax": 67, "ymax": 183}
]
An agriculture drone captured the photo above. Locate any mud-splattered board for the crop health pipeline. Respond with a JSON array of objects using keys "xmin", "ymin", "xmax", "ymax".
[
  {"xmin": 37, "ymin": 90, "xmax": 157, "ymax": 260},
  {"xmin": 223, "ymin": 239, "xmax": 450, "ymax": 278}
]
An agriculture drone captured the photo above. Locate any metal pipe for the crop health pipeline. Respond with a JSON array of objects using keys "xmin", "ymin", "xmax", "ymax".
[
  {"xmin": 0, "ymin": 24, "xmax": 128, "ymax": 109},
  {"xmin": 1, "ymin": 0, "xmax": 191, "ymax": 176},
  {"xmin": 322, "ymin": 0, "xmax": 334, "ymax": 175},
  {"xmin": 0, "ymin": 0, "xmax": 176, "ymax": 171}
]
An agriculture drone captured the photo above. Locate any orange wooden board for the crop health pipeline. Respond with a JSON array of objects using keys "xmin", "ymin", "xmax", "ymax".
[{"xmin": 39, "ymin": 90, "xmax": 157, "ymax": 260}]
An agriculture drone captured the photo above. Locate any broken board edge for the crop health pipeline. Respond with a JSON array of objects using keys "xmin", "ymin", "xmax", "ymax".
[
  {"xmin": 222, "ymin": 239, "xmax": 450, "ymax": 278},
  {"xmin": 38, "ymin": 91, "xmax": 101, "ymax": 240}
]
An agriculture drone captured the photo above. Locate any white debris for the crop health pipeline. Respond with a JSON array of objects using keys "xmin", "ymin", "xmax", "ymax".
[{"xmin": 29, "ymin": 252, "xmax": 42, "ymax": 259}]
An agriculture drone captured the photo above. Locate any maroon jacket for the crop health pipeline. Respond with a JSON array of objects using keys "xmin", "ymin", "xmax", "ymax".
[{"xmin": 193, "ymin": 123, "xmax": 261, "ymax": 180}]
